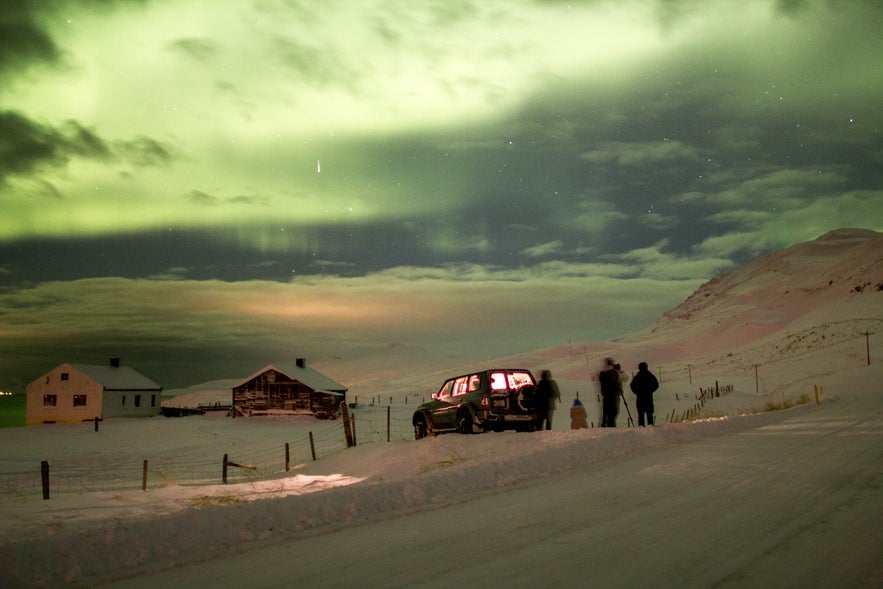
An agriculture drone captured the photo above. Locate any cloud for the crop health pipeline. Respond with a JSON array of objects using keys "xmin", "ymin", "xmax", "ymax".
[
  {"xmin": 115, "ymin": 136, "xmax": 174, "ymax": 167},
  {"xmin": 0, "ymin": 267, "xmax": 700, "ymax": 387},
  {"xmin": 612, "ymin": 242, "xmax": 734, "ymax": 281},
  {"xmin": 187, "ymin": 190, "xmax": 219, "ymax": 206},
  {"xmin": 581, "ymin": 140, "xmax": 703, "ymax": 167},
  {"xmin": 0, "ymin": 111, "xmax": 170, "ymax": 186},
  {"xmin": 697, "ymin": 189, "xmax": 883, "ymax": 260},
  {"xmin": 0, "ymin": 5, "xmax": 60, "ymax": 75},
  {"xmin": 0, "ymin": 111, "xmax": 68, "ymax": 182},
  {"xmin": 522, "ymin": 240, "xmax": 563, "ymax": 258},
  {"xmin": 166, "ymin": 37, "xmax": 218, "ymax": 62}
]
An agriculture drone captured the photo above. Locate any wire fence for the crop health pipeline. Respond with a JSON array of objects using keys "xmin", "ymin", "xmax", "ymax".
[
  {"xmin": 0, "ymin": 417, "xmax": 355, "ymax": 502},
  {"xmin": 349, "ymin": 405, "xmax": 416, "ymax": 444},
  {"xmin": 0, "ymin": 404, "xmax": 421, "ymax": 502}
]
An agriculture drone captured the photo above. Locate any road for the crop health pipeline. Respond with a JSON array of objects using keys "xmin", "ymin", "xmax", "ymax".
[{"xmin": 101, "ymin": 394, "xmax": 883, "ymax": 588}]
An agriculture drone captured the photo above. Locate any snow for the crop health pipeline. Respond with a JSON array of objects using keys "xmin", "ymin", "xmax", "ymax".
[{"xmin": 1, "ymin": 229, "xmax": 881, "ymax": 588}]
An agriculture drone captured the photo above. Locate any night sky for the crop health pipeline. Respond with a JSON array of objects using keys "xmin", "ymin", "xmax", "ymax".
[{"xmin": 2, "ymin": 0, "xmax": 881, "ymax": 390}]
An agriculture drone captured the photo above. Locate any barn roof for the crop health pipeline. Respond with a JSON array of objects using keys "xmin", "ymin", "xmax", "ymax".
[
  {"xmin": 233, "ymin": 362, "xmax": 347, "ymax": 392},
  {"xmin": 69, "ymin": 364, "xmax": 163, "ymax": 391}
]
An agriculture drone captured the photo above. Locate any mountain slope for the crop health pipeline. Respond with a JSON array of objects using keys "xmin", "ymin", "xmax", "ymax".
[
  {"xmin": 638, "ymin": 228, "xmax": 882, "ymax": 357},
  {"xmin": 493, "ymin": 228, "xmax": 882, "ymax": 400}
]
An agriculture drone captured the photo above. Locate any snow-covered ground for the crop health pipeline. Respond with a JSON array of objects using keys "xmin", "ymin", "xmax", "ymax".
[
  {"xmin": 1, "ymin": 229, "xmax": 881, "ymax": 587},
  {"xmin": 2, "ymin": 362, "xmax": 880, "ymax": 588},
  {"xmin": 101, "ymin": 389, "xmax": 883, "ymax": 589}
]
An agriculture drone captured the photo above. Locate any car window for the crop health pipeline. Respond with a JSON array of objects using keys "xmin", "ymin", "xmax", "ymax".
[
  {"xmin": 452, "ymin": 376, "xmax": 469, "ymax": 396},
  {"xmin": 489, "ymin": 372, "xmax": 508, "ymax": 390},
  {"xmin": 438, "ymin": 380, "xmax": 454, "ymax": 398},
  {"xmin": 508, "ymin": 371, "xmax": 534, "ymax": 388},
  {"xmin": 468, "ymin": 374, "xmax": 481, "ymax": 391}
]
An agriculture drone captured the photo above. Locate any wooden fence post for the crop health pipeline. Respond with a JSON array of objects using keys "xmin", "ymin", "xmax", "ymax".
[
  {"xmin": 387, "ymin": 405, "xmax": 391, "ymax": 443},
  {"xmin": 222, "ymin": 453, "xmax": 228, "ymax": 484},
  {"xmin": 340, "ymin": 403, "xmax": 354, "ymax": 448},
  {"xmin": 309, "ymin": 432, "xmax": 316, "ymax": 461},
  {"xmin": 142, "ymin": 460, "xmax": 148, "ymax": 491},
  {"xmin": 41, "ymin": 460, "xmax": 50, "ymax": 500},
  {"xmin": 351, "ymin": 414, "xmax": 357, "ymax": 447},
  {"xmin": 285, "ymin": 442, "xmax": 290, "ymax": 471}
]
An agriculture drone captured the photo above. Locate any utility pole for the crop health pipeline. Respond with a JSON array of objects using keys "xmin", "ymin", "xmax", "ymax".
[{"xmin": 863, "ymin": 331, "xmax": 871, "ymax": 366}]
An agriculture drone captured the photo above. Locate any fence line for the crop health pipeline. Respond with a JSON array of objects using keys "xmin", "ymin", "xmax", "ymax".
[
  {"xmin": 666, "ymin": 381, "xmax": 734, "ymax": 424},
  {"xmin": 0, "ymin": 405, "xmax": 424, "ymax": 502},
  {"xmin": 0, "ymin": 418, "xmax": 351, "ymax": 502}
]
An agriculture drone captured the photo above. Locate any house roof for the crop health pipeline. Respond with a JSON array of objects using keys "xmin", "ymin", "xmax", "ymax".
[
  {"xmin": 233, "ymin": 363, "xmax": 347, "ymax": 392},
  {"xmin": 69, "ymin": 364, "xmax": 163, "ymax": 391}
]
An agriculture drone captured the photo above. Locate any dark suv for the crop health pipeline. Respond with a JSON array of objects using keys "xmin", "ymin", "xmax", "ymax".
[{"xmin": 412, "ymin": 369, "xmax": 540, "ymax": 439}]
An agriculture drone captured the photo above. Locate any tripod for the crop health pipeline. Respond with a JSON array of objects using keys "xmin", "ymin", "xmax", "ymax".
[{"xmin": 620, "ymin": 391, "xmax": 635, "ymax": 427}]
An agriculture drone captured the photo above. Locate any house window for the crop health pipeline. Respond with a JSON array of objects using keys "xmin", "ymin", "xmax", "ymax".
[
  {"xmin": 61, "ymin": 373, "xmax": 69, "ymax": 381},
  {"xmin": 122, "ymin": 395, "xmax": 126, "ymax": 407},
  {"xmin": 134, "ymin": 395, "xmax": 141, "ymax": 408},
  {"xmin": 151, "ymin": 395, "xmax": 157, "ymax": 407},
  {"xmin": 43, "ymin": 395, "xmax": 57, "ymax": 407},
  {"xmin": 73, "ymin": 394, "xmax": 87, "ymax": 407}
]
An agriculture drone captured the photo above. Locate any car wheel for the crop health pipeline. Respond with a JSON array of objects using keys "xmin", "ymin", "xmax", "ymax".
[
  {"xmin": 414, "ymin": 416, "xmax": 429, "ymax": 440},
  {"xmin": 456, "ymin": 410, "xmax": 473, "ymax": 435}
]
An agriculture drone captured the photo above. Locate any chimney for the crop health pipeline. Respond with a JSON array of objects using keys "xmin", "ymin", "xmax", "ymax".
[
  {"xmin": 110, "ymin": 358, "xmax": 121, "ymax": 368},
  {"xmin": 296, "ymin": 358, "xmax": 305, "ymax": 368}
]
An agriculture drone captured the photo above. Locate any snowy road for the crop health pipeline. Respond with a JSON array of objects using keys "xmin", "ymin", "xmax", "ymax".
[{"xmin": 101, "ymin": 394, "xmax": 883, "ymax": 589}]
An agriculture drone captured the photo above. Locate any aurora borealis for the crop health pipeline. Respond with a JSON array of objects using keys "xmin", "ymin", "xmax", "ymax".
[{"xmin": 1, "ymin": 0, "xmax": 881, "ymax": 389}]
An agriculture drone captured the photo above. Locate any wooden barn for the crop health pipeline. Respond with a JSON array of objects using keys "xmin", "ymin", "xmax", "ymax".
[
  {"xmin": 26, "ymin": 358, "xmax": 163, "ymax": 425},
  {"xmin": 231, "ymin": 358, "xmax": 347, "ymax": 419}
]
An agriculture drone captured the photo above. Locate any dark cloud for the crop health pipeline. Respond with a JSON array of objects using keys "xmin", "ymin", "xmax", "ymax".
[
  {"xmin": 0, "ymin": 112, "xmax": 135, "ymax": 184},
  {"xmin": 0, "ymin": 3, "xmax": 60, "ymax": 75},
  {"xmin": 186, "ymin": 190, "xmax": 268, "ymax": 208},
  {"xmin": 187, "ymin": 190, "xmax": 219, "ymax": 206},
  {"xmin": 115, "ymin": 136, "xmax": 173, "ymax": 167},
  {"xmin": 61, "ymin": 120, "xmax": 112, "ymax": 159},
  {"xmin": 167, "ymin": 37, "xmax": 217, "ymax": 62},
  {"xmin": 0, "ymin": 111, "xmax": 62, "ymax": 181}
]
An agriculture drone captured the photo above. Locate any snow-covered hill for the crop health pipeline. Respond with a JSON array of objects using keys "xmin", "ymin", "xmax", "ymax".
[{"xmin": 648, "ymin": 228, "xmax": 881, "ymax": 349}]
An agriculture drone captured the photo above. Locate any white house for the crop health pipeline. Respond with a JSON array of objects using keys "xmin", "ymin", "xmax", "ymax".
[{"xmin": 26, "ymin": 358, "xmax": 163, "ymax": 425}]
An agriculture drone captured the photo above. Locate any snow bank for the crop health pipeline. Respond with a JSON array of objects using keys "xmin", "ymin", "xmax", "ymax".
[{"xmin": 1, "ymin": 406, "xmax": 800, "ymax": 587}]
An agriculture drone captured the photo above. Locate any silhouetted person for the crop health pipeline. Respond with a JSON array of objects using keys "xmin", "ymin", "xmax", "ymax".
[
  {"xmin": 599, "ymin": 358, "xmax": 620, "ymax": 427},
  {"xmin": 570, "ymin": 398, "xmax": 588, "ymax": 429},
  {"xmin": 535, "ymin": 369, "xmax": 561, "ymax": 430},
  {"xmin": 630, "ymin": 361, "xmax": 660, "ymax": 426}
]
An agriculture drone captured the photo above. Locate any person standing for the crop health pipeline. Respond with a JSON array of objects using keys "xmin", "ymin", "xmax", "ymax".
[
  {"xmin": 570, "ymin": 398, "xmax": 588, "ymax": 429},
  {"xmin": 599, "ymin": 358, "xmax": 620, "ymax": 427},
  {"xmin": 535, "ymin": 369, "xmax": 561, "ymax": 430},
  {"xmin": 630, "ymin": 361, "xmax": 660, "ymax": 426}
]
